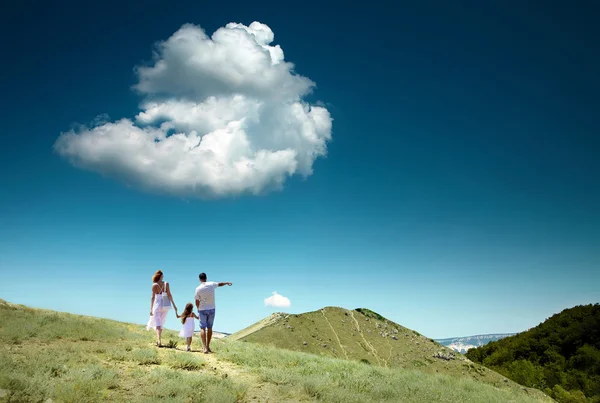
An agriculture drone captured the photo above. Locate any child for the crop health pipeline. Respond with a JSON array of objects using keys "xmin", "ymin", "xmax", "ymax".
[{"xmin": 176, "ymin": 303, "xmax": 199, "ymax": 351}]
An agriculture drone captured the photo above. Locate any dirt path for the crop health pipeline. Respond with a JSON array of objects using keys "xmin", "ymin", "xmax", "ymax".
[
  {"xmin": 203, "ymin": 353, "xmax": 275, "ymax": 402},
  {"xmin": 321, "ymin": 309, "xmax": 349, "ymax": 360},
  {"xmin": 385, "ymin": 335, "xmax": 394, "ymax": 364},
  {"xmin": 349, "ymin": 311, "xmax": 384, "ymax": 366},
  {"xmin": 173, "ymin": 348, "xmax": 300, "ymax": 402}
]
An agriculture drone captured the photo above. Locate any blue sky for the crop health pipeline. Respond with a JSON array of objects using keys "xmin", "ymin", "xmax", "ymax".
[{"xmin": 0, "ymin": 0, "xmax": 598, "ymax": 338}]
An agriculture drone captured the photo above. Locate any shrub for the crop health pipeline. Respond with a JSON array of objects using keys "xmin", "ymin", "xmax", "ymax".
[
  {"xmin": 168, "ymin": 353, "xmax": 205, "ymax": 371},
  {"xmin": 132, "ymin": 348, "xmax": 160, "ymax": 365}
]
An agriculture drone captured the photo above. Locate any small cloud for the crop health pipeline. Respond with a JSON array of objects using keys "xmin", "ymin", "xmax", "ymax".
[{"xmin": 264, "ymin": 291, "xmax": 291, "ymax": 308}]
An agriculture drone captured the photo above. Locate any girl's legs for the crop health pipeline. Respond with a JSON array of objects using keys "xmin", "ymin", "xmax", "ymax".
[{"xmin": 186, "ymin": 337, "xmax": 192, "ymax": 351}]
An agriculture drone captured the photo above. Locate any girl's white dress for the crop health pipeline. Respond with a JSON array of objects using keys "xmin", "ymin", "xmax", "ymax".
[
  {"xmin": 180, "ymin": 316, "xmax": 195, "ymax": 338},
  {"xmin": 146, "ymin": 282, "xmax": 171, "ymax": 330}
]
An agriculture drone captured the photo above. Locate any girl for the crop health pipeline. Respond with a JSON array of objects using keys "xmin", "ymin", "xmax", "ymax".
[{"xmin": 177, "ymin": 303, "xmax": 199, "ymax": 351}]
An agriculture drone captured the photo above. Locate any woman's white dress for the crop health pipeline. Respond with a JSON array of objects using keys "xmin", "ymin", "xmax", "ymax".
[
  {"xmin": 179, "ymin": 316, "xmax": 195, "ymax": 338},
  {"xmin": 146, "ymin": 282, "xmax": 170, "ymax": 330}
]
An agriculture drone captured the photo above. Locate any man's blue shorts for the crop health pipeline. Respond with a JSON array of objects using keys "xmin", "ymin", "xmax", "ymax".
[{"xmin": 198, "ymin": 309, "xmax": 215, "ymax": 329}]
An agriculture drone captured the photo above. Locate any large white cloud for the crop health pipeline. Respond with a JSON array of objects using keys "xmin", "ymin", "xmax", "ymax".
[
  {"xmin": 264, "ymin": 291, "xmax": 291, "ymax": 308},
  {"xmin": 54, "ymin": 21, "xmax": 332, "ymax": 198}
]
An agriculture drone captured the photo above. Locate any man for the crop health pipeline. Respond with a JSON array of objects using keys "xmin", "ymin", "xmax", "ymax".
[{"xmin": 194, "ymin": 272, "xmax": 232, "ymax": 354}]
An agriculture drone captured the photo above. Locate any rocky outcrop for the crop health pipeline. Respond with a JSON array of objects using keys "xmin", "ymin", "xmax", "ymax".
[{"xmin": 433, "ymin": 351, "xmax": 456, "ymax": 361}]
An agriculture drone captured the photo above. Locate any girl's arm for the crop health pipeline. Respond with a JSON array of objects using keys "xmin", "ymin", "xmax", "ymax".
[
  {"xmin": 192, "ymin": 313, "xmax": 199, "ymax": 319},
  {"xmin": 166, "ymin": 282, "xmax": 178, "ymax": 312}
]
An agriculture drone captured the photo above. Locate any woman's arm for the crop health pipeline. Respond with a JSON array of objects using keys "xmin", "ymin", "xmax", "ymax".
[
  {"xmin": 149, "ymin": 283, "xmax": 159, "ymax": 315},
  {"xmin": 150, "ymin": 292, "xmax": 155, "ymax": 316},
  {"xmin": 166, "ymin": 283, "xmax": 177, "ymax": 311}
]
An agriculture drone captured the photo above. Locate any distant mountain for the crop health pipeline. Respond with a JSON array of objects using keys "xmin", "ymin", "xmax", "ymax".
[
  {"xmin": 228, "ymin": 307, "xmax": 545, "ymax": 395},
  {"xmin": 466, "ymin": 303, "xmax": 600, "ymax": 403},
  {"xmin": 192, "ymin": 330, "xmax": 230, "ymax": 339},
  {"xmin": 435, "ymin": 334, "xmax": 516, "ymax": 354},
  {"xmin": 210, "ymin": 331, "xmax": 230, "ymax": 339}
]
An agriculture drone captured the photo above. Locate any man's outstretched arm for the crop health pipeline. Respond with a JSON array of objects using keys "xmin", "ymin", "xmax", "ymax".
[{"xmin": 218, "ymin": 282, "xmax": 232, "ymax": 287}]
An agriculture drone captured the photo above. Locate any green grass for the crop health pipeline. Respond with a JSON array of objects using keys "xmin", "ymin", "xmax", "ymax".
[
  {"xmin": 216, "ymin": 340, "xmax": 551, "ymax": 403},
  {"xmin": 229, "ymin": 305, "xmax": 542, "ymax": 393},
  {"xmin": 132, "ymin": 348, "xmax": 161, "ymax": 365},
  {"xmin": 0, "ymin": 299, "xmax": 553, "ymax": 402},
  {"xmin": 166, "ymin": 351, "xmax": 206, "ymax": 371},
  {"xmin": 0, "ymin": 300, "xmax": 245, "ymax": 402}
]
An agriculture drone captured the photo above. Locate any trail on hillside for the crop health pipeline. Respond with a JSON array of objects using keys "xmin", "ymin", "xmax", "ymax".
[
  {"xmin": 385, "ymin": 334, "xmax": 394, "ymax": 363},
  {"xmin": 175, "ymin": 349, "xmax": 291, "ymax": 402},
  {"xmin": 349, "ymin": 310, "xmax": 384, "ymax": 366},
  {"xmin": 321, "ymin": 309, "xmax": 349, "ymax": 360}
]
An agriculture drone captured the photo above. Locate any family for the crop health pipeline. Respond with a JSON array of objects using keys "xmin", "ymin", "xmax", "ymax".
[{"xmin": 146, "ymin": 270, "xmax": 233, "ymax": 353}]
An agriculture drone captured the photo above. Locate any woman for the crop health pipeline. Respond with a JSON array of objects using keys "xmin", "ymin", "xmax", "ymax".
[{"xmin": 147, "ymin": 270, "xmax": 177, "ymax": 346}]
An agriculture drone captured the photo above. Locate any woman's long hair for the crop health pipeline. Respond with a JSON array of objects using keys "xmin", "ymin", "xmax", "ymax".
[
  {"xmin": 181, "ymin": 303, "xmax": 194, "ymax": 324},
  {"xmin": 152, "ymin": 270, "xmax": 163, "ymax": 283}
]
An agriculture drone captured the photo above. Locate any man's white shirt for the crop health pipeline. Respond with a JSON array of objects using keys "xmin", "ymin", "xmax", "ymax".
[{"xmin": 195, "ymin": 282, "xmax": 219, "ymax": 310}]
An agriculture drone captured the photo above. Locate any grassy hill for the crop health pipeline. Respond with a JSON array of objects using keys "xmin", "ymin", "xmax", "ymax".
[
  {"xmin": 0, "ymin": 300, "xmax": 552, "ymax": 402},
  {"xmin": 466, "ymin": 303, "xmax": 600, "ymax": 403},
  {"xmin": 230, "ymin": 306, "xmax": 548, "ymax": 394}
]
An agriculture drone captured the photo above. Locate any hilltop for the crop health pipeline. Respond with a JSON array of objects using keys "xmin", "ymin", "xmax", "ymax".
[
  {"xmin": 466, "ymin": 303, "xmax": 600, "ymax": 402},
  {"xmin": 229, "ymin": 306, "xmax": 546, "ymax": 393},
  {"xmin": 0, "ymin": 300, "xmax": 551, "ymax": 402}
]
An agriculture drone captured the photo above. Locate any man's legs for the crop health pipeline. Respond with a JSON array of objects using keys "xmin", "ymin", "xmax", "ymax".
[
  {"xmin": 200, "ymin": 328, "xmax": 207, "ymax": 352},
  {"xmin": 206, "ymin": 310, "xmax": 215, "ymax": 352},
  {"xmin": 198, "ymin": 310, "xmax": 211, "ymax": 353}
]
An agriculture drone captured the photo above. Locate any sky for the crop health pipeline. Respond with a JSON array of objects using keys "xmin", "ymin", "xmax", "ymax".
[{"xmin": 0, "ymin": 0, "xmax": 598, "ymax": 339}]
